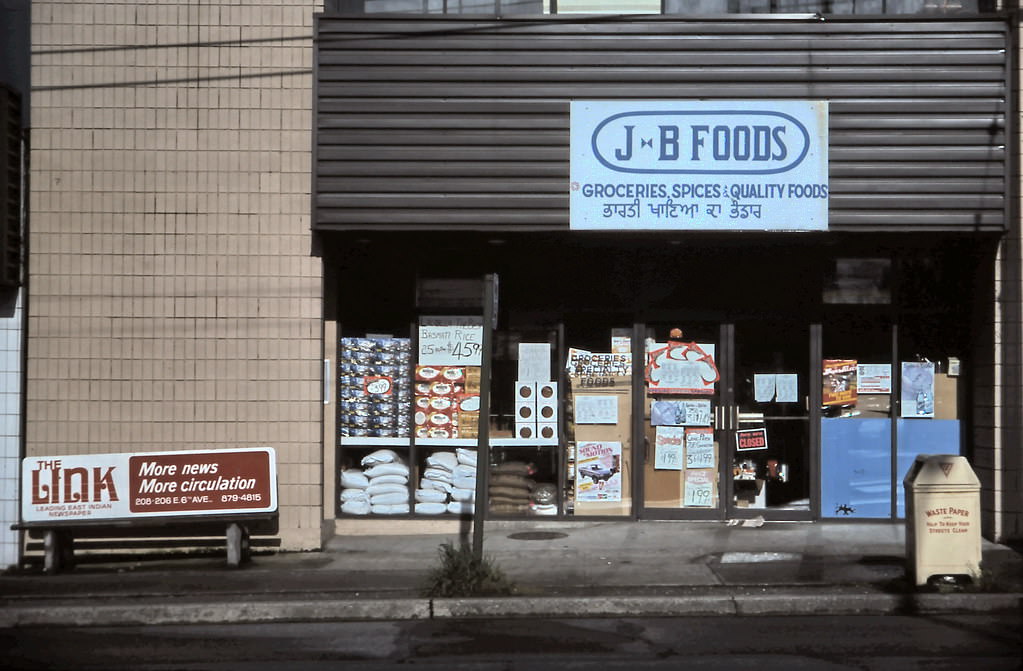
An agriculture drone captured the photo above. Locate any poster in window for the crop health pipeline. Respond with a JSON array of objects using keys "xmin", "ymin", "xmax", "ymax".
[
  {"xmin": 654, "ymin": 426, "xmax": 685, "ymax": 470},
  {"xmin": 684, "ymin": 469, "xmax": 715, "ymax": 508},
  {"xmin": 754, "ymin": 374, "xmax": 776, "ymax": 402},
  {"xmin": 776, "ymin": 374, "xmax": 799, "ymax": 403},
  {"xmin": 575, "ymin": 441, "xmax": 622, "ymax": 502},
  {"xmin": 857, "ymin": 363, "xmax": 892, "ymax": 394},
  {"xmin": 575, "ymin": 395, "xmax": 619, "ymax": 425},
  {"xmin": 901, "ymin": 361, "xmax": 935, "ymax": 418},
  {"xmin": 645, "ymin": 342, "xmax": 719, "ymax": 395},
  {"xmin": 650, "ymin": 400, "xmax": 712, "ymax": 427},
  {"xmin": 685, "ymin": 428, "xmax": 715, "ymax": 469},
  {"xmin": 822, "ymin": 359, "xmax": 858, "ymax": 407}
]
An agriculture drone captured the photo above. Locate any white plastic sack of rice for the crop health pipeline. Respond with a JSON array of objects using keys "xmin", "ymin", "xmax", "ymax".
[
  {"xmin": 447, "ymin": 501, "xmax": 475, "ymax": 515},
  {"xmin": 341, "ymin": 499, "xmax": 370, "ymax": 515},
  {"xmin": 361, "ymin": 449, "xmax": 403, "ymax": 467},
  {"xmin": 369, "ymin": 491, "xmax": 408, "ymax": 506},
  {"xmin": 340, "ymin": 469, "xmax": 369, "ymax": 489},
  {"xmin": 364, "ymin": 462, "xmax": 410, "ymax": 479},
  {"xmin": 415, "ymin": 488, "xmax": 448, "ymax": 503},
  {"xmin": 340, "ymin": 488, "xmax": 368, "ymax": 502},
  {"xmin": 452, "ymin": 474, "xmax": 476, "ymax": 491},
  {"xmin": 366, "ymin": 482, "xmax": 408, "ymax": 496},
  {"xmin": 420, "ymin": 477, "xmax": 453, "ymax": 493},
  {"xmin": 415, "ymin": 502, "xmax": 447, "ymax": 515},
  {"xmin": 425, "ymin": 451, "xmax": 458, "ymax": 472},
  {"xmin": 371, "ymin": 503, "xmax": 410, "ymax": 515},
  {"xmin": 422, "ymin": 467, "xmax": 454, "ymax": 483},
  {"xmin": 449, "ymin": 487, "xmax": 475, "ymax": 502},
  {"xmin": 367, "ymin": 473, "xmax": 407, "ymax": 485}
]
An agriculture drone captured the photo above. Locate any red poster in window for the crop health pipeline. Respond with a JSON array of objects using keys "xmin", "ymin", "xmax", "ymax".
[{"xmin": 823, "ymin": 359, "xmax": 858, "ymax": 407}]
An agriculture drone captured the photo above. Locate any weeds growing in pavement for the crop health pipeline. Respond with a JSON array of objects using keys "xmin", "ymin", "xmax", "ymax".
[{"xmin": 422, "ymin": 542, "xmax": 515, "ymax": 598}]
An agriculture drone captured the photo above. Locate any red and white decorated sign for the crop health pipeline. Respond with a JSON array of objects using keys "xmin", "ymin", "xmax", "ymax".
[{"xmin": 21, "ymin": 448, "xmax": 277, "ymax": 523}]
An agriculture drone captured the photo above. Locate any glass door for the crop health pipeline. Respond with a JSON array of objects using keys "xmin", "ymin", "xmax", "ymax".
[
  {"xmin": 726, "ymin": 321, "xmax": 816, "ymax": 520},
  {"xmin": 639, "ymin": 322, "xmax": 726, "ymax": 519}
]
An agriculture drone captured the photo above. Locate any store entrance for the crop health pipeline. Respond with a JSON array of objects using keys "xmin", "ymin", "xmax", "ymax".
[
  {"xmin": 639, "ymin": 320, "xmax": 817, "ymax": 521},
  {"xmin": 725, "ymin": 321, "xmax": 816, "ymax": 520}
]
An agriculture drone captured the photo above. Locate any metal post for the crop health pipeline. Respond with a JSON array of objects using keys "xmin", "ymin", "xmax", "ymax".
[{"xmin": 471, "ymin": 274, "xmax": 496, "ymax": 560}]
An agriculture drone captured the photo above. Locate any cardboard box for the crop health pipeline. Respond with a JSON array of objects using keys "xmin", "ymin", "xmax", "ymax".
[
  {"xmin": 515, "ymin": 401, "xmax": 536, "ymax": 422},
  {"xmin": 536, "ymin": 421, "xmax": 558, "ymax": 441},
  {"xmin": 464, "ymin": 367, "xmax": 482, "ymax": 394},
  {"xmin": 515, "ymin": 422, "xmax": 537, "ymax": 440},
  {"xmin": 537, "ymin": 382, "xmax": 558, "ymax": 422},
  {"xmin": 515, "ymin": 381, "xmax": 536, "ymax": 402},
  {"xmin": 537, "ymin": 381, "xmax": 558, "ymax": 402},
  {"xmin": 733, "ymin": 478, "xmax": 765, "ymax": 508}
]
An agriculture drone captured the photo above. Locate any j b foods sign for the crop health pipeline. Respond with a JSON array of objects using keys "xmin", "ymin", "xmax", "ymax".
[
  {"xmin": 570, "ymin": 101, "xmax": 828, "ymax": 231},
  {"xmin": 21, "ymin": 448, "xmax": 277, "ymax": 523}
]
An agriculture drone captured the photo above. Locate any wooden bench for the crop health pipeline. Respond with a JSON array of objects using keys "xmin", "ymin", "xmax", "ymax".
[{"xmin": 12, "ymin": 513, "xmax": 279, "ymax": 573}]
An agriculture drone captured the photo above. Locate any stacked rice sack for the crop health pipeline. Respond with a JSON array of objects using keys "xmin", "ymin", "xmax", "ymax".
[
  {"xmin": 415, "ymin": 448, "xmax": 477, "ymax": 515},
  {"xmin": 489, "ymin": 461, "xmax": 536, "ymax": 516},
  {"xmin": 339, "ymin": 449, "xmax": 410, "ymax": 515}
]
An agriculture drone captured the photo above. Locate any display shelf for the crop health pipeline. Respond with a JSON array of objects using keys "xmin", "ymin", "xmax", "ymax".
[
  {"xmin": 339, "ymin": 437, "xmax": 410, "ymax": 447},
  {"xmin": 339, "ymin": 437, "xmax": 560, "ymax": 448},
  {"xmin": 491, "ymin": 437, "xmax": 559, "ymax": 447},
  {"xmin": 415, "ymin": 438, "xmax": 478, "ymax": 447}
]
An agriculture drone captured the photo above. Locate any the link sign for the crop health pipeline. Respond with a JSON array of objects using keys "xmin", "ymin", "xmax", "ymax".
[
  {"xmin": 570, "ymin": 100, "xmax": 828, "ymax": 231},
  {"xmin": 21, "ymin": 448, "xmax": 277, "ymax": 523}
]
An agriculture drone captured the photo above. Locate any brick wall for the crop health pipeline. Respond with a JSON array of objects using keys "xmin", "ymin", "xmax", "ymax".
[{"xmin": 28, "ymin": 0, "xmax": 324, "ymax": 550}]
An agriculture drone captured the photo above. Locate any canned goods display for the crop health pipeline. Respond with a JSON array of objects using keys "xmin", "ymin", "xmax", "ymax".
[{"xmin": 338, "ymin": 336, "xmax": 413, "ymax": 439}]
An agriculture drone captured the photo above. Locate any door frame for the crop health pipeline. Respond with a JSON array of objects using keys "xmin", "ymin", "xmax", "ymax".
[{"xmin": 636, "ymin": 321, "xmax": 821, "ymax": 521}]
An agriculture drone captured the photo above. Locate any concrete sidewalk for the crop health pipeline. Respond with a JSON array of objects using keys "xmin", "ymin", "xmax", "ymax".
[{"xmin": 1, "ymin": 521, "xmax": 1020, "ymax": 627}]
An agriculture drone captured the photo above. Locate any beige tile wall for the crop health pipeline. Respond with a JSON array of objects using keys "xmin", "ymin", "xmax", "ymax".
[
  {"xmin": 976, "ymin": 10, "xmax": 1023, "ymax": 542},
  {"xmin": 28, "ymin": 0, "xmax": 325, "ymax": 550}
]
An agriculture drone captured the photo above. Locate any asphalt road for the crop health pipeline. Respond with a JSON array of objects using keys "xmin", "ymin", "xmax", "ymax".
[{"xmin": 4, "ymin": 613, "xmax": 1021, "ymax": 670}]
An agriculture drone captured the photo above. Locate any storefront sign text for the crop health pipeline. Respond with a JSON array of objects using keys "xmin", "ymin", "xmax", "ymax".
[
  {"xmin": 571, "ymin": 101, "xmax": 828, "ymax": 231},
  {"xmin": 22, "ymin": 448, "xmax": 277, "ymax": 522}
]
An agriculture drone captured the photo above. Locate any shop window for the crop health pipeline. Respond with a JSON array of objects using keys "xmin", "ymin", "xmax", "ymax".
[
  {"xmin": 0, "ymin": 85, "xmax": 22, "ymax": 289},
  {"xmin": 564, "ymin": 326, "xmax": 633, "ymax": 517},
  {"xmin": 820, "ymin": 246, "xmax": 970, "ymax": 519},
  {"xmin": 820, "ymin": 314, "xmax": 894, "ymax": 518}
]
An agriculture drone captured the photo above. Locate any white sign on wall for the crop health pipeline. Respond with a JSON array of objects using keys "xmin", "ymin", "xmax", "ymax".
[
  {"xmin": 570, "ymin": 100, "xmax": 828, "ymax": 231},
  {"xmin": 21, "ymin": 448, "xmax": 278, "ymax": 523},
  {"xmin": 418, "ymin": 317, "xmax": 484, "ymax": 366}
]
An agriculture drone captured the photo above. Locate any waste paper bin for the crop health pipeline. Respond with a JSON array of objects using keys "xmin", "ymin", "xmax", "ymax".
[{"xmin": 903, "ymin": 454, "xmax": 981, "ymax": 587}]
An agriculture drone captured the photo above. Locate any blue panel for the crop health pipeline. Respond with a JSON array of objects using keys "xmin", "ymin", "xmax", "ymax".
[
  {"xmin": 895, "ymin": 419, "xmax": 961, "ymax": 518},
  {"xmin": 821, "ymin": 418, "xmax": 892, "ymax": 518}
]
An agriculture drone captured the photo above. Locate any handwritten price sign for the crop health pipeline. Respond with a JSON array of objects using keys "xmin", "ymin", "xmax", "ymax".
[
  {"xmin": 684, "ymin": 469, "xmax": 715, "ymax": 508},
  {"xmin": 654, "ymin": 426, "xmax": 685, "ymax": 470},
  {"xmin": 418, "ymin": 324, "xmax": 484, "ymax": 366}
]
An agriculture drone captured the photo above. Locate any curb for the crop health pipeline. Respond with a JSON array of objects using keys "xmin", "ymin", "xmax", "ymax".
[
  {"xmin": 432, "ymin": 595, "xmax": 737, "ymax": 619},
  {"xmin": 0, "ymin": 598, "xmax": 432, "ymax": 628},
  {"xmin": 1, "ymin": 593, "xmax": 1018, "ymax": 627}
]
